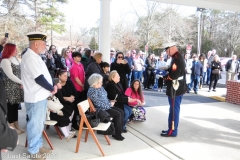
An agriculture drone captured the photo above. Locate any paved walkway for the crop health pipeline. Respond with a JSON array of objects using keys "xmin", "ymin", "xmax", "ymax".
[{"xmin": 3, "ymin": 84, "xmax": 240, "ymax": 160}]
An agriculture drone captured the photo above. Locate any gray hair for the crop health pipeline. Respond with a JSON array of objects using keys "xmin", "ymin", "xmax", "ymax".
[{"xmin": 88, "ymin": 73, "xmax": 103, "ymax": 87}]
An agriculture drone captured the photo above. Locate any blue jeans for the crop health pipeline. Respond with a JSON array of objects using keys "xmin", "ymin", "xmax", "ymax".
[
  {"xmin": 133, "ymin": 71, "xmax": 143, "ymax": 80},
  {"xmin": 201, "ymin": 72, "xmax": 206, "ymax": 85},
  {"xmin": 123, "ymin": 104, "xmax": 132, "ymax": 129},
  {"xmin": 25, "ymin": 99, "xmax": 47, "ymax": 154},
  {"xmin": 189, "ymin": 75, "xmax": 200, "ymax": 92},
  {"xmin": 206, "ymin": 68, "xmax": 211, "ymax": 85},
  {"xmin": 167, "ymin": 95, "xmax": 183, "ymax": 136},
  {"xmin": 127, "ymin": 72, "xmax": 132, "ymax": 87}
]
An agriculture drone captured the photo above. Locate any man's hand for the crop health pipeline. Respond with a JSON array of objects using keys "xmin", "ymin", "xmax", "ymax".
[
  {"xmin": 51, "ymin": 85, "xmax": 57, "ymax": 95},
  {"xmin": 0, "ymin": 37, "xmax": 7, "ymax": 45}
]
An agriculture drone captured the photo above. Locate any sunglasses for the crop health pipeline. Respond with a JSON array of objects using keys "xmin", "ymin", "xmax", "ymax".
[
  {"xmin": 164, "ymin": 47, "xmax": 170, "ymax": 52},
  {"xmin": 118, "ymin": 56, "xmax": 123, "ymax": 58}
]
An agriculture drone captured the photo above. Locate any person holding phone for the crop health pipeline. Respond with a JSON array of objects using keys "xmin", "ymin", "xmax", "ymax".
[
  {"xmin": 0, "ymin": 34, "xmax": 8, "ymax": 56},
  {"xmin": 110, "ymin": 52, "xmax": 131, "ymax": 92},
  {"xmin": 87, "ymin": 73, "xmax": 125, "ymax": 141},
  {"xmin": 105, "ymin": 70, "xmax": 140, "ymax": 133},
  {"xmin": 0, "ymin": 35, "xmax": 8, "ymax": 80}
]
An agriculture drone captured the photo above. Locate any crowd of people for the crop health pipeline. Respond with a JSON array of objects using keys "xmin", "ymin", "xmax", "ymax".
[
  {"xmin": 0, "ymin": 33, "xmax": 147, "ymax": 159},
  {"xmin": 0, "ymin": 31, "xmax": 239, "ymax": 159}
]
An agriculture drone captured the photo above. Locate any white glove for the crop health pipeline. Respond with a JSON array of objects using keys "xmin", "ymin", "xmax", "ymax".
[{"xmin": 172, "ymin": 80, "xmax": 179, "ymax": 90}]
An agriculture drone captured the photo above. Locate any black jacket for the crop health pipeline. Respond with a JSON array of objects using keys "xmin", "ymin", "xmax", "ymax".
[
  {"xmin": 84, "ymin": 57, "xmax": 108, "ymax": 90},
  {"xmin": 0, "ymin": 79, "xmax": 18, "ymax": 157},
  {"xmin": 110, "ymin": 61, "xmax": 131, "ymax": 92},
  {"xmin": 225, "ymin": 59, "xmax": 239, "ymax": 73},
  {"xmin": 165, "ymin": 52, "xmax": 187, "ymax": 97},
  {"xmin": 210, "ymin": 61, "xmax": 222, "ymax": 81},
  {"xmin": 105, "ymin": 81, "xmax": 128, "ymax": 111}
]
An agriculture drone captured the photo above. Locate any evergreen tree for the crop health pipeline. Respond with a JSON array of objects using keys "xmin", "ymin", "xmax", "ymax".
[{"xmin": 89, "ymin": 37, "xmax": 98, "ymax": 50}]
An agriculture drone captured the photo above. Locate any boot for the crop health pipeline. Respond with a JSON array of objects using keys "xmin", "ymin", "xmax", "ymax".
[
  {"xmin": 9, "ymin": 123, "xmax": 22, "ymax": 135},
  {"xmin": 14, "ymin": 121, "xmax": 25, "ymax": 133}
]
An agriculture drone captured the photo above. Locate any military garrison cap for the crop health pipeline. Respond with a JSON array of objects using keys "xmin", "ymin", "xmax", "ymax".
[{"xmin": 27, "ymin": 32, "xmax": 47, "ymax": 41}]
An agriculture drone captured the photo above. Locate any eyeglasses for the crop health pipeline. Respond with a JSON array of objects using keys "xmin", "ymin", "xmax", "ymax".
[{"xmin": 118, "ymin": 56, "xmax": 123, "ymax": 58}]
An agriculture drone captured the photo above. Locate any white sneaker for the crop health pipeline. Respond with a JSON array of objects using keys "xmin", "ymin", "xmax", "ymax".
[
  {"xmin": 160, "ymin": 89, "xmax": 163, "ymax": 92},
  {"xmin": 66, "ymin": 131, "xmax": 76, "ymax": 142},
  {"xmin": 157, "ymin": 89, "xmax": 160, "ymax": 92}
]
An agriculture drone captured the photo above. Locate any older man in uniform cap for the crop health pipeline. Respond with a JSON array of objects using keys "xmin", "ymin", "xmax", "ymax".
[
  {"xmin": 161, "ymin": 42, "xmax": 187, "ymax": 137},
  {"xmin": 21, "ymin": 32, "xmax": 57, "ymax": 159}
]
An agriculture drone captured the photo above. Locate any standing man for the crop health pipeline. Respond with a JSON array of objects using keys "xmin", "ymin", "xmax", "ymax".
[
  {"xmin": 161, "ymin": 42, "xmax": 187, "ymax": 137},
  {"xmin": 225, "ymin": 55, "xmax": 239, "ymax": 82},
  {"xmin": 21, "ymin": 32, "xmax": 57, "ymax": 159},
  {"xmin": 187, "ymin": 54, "xmax": 203, "ymax": 94},
  {"xmin": 124, "ymin": 50, "xmax": 134, "ymax": 86},
  {"xmin": 206, "ymin": 50, "xmax": 213, "ymax": 85}
]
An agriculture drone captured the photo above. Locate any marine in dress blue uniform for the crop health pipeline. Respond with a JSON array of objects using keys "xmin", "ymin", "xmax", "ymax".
[{"xmin": 161, "ymin": 42, "xmax": 187, "ymax": 137}]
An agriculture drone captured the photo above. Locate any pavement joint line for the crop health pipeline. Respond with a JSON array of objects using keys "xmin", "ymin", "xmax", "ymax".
[{"xmin": 127, "ymin": 125, "xmax": 184, "ymax": 160}]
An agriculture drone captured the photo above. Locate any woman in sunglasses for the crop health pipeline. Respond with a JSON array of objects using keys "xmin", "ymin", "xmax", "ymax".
[{"xmin": 110, "ymin": 52, "xmax": 131, "ymax": 92}]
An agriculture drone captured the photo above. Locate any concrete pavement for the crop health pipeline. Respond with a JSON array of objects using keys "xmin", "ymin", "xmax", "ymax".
[{"xmin": 3, "ymin": 84, "xmax": 240, "ymax": 160}]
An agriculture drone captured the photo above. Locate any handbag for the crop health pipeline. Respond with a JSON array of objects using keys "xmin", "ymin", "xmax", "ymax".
[
  {"xmin": 97, "ymin": 122, "xmax": 115, "ymax": 135},
  {"xmin": 85, "ymin": 112, "xmax": 100, "ymax": 128},
  {"xmin": 212, "ymin": 69, "xmax": 220, "ymax": 75}
]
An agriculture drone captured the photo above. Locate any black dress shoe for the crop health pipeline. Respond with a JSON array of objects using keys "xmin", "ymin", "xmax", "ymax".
[
  {"xmin": 160, "ymin": 132, "xmax": 177, "ymax": 137},
  {"xmin": 161, "ymin": 130, "xmax": 168, "ymax": 134},
  {"xmin": 194, "ymin": 91, "xmax": 198, "ymax": 94},
  {"xmin": 112, "ymin": 135, "xmax": 124, "ymax": 141},
  {"xmin": 122, "ymin": 129, "xmax": 127, "ymax": 133}
]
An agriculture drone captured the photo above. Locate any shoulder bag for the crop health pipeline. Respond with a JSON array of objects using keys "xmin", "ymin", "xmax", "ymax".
[{"xmin": 212, "ymin": 69, "xmax": 220, "ymax": 75}]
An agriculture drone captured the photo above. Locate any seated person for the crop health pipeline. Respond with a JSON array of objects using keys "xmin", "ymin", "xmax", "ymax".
[
  {"xmin": 105, "ymin": 70, "xmax": 139, "ymax": 132},
  {"xmin": 125, "ymin": 79, "xmax": 146, "ymax": 121},
  {"xmin": 87, "ymin": 73, "xmax": 125, "ymax": 141},
  {"xmin": 100, "ymin": 62, "xmax": 110, "ymax": 88},
  {"xmin": 49, "ymin": 78, "xmax": 76, "ymax": 142}
]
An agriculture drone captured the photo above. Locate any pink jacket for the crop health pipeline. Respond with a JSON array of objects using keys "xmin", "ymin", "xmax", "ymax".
[
  {"xmin": 70, "ymin": 61, "xmax": 85, "ymax": 92},
  {"xmin": 125, "ymin": 88, "xmax": 144, "ymax": 107}
]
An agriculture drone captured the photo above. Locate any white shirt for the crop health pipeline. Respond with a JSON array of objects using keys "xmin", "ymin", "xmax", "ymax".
[
  {"xmin": 21, "ymin": 48, "xmax": 52, "ymax": 103},
  {"xmin": 1, "ymin": 57, "xmax": 22, "ymax": 84},
  {"xmin": 133, "ymin": 58, "xmax": 144, "ymax": 71}
]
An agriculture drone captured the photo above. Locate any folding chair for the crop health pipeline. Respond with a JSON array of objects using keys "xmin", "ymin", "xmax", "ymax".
[{"xmin": 75, "ymin": 99, "xmax": 111, "ymax": 156}]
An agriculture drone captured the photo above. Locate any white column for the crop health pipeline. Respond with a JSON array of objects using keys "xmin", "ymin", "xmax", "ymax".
[{"xmin": 99, "ymin": 0, "xmax": 111, "ymax": 63}]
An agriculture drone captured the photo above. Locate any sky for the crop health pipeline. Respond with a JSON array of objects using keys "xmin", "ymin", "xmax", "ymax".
[{"xmin": 60, "ymin": 0, "xmax": 197, "ymax": 31}]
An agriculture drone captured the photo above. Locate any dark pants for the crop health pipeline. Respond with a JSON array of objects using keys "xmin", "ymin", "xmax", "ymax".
[
  {"xmin": 209, "ymin": 79, "xmax": 218, "ymax": 90},
  {"xmin": 158, "ymin": 77, "xmax": 164, "ymax": 89},
  {"xmin": 167, "ymin": 95, "xmax": 183, "ymax": 136},
  {"xmin": 144, "ymin": 70, "xmax": 153, "ymax": 88},
  {"xmin": 106, "ymin": 107, "xmax": 124, "ymax": 136},
  {"xmin": 7, "ymin": 103, "xmax": 19, "ymax": 123}
]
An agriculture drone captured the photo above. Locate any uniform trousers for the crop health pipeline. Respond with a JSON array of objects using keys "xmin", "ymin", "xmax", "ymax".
[{"xmin": 167, "ymin": 95, "xmax": 183, "ymax": 136}]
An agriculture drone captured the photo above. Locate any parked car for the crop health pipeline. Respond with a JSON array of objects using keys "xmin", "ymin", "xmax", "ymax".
[{"xmin": 220, "ymin": 57, "xmax": 231, "ymax": 71}]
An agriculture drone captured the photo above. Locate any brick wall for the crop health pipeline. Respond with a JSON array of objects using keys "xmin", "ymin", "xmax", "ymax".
[{"xmin": 226, "ymin": 80, "xmax": 240, "ymax": 105}]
